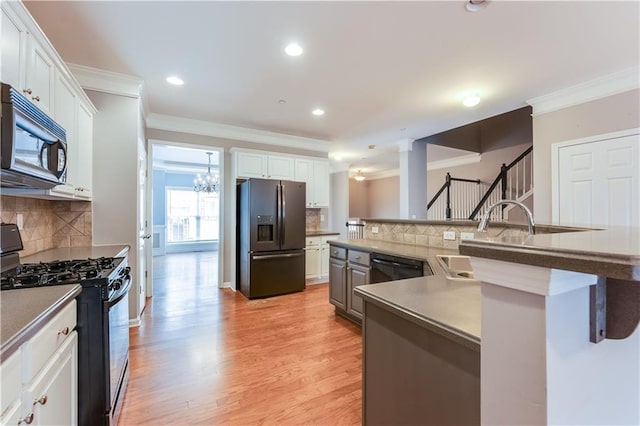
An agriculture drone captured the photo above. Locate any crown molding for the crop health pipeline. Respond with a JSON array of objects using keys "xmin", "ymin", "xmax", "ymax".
[
  {"xmin": 426, "ymin": 152, "xmax": 481, "ymax": 171},
  {"xmin": 329, "ymin": 162, "xmax": 351, "ymax": 173},
  {"xmin": 527, "ymin": 66, "xmax": 640, "ymax": 117},
  {"xmin": 67, "ymin": 63, "xmax": 144, "ymax": 99},
  {"xmin": 367, "ymin": 168, "xmax": 400, "ymax": 180},
  {"xmin": 147, "ymin": 113, "xmax": 330, "ymax": 153}
]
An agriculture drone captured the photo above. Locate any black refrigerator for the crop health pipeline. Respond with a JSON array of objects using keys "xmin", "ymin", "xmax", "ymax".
[{"xmin": 238, "ymin": 178, "xmax": 306, "ymax": 298}]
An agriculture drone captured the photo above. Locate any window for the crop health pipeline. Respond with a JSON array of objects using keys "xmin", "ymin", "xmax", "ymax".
[{"xmin": 166, "ymin": 189, "xmax": 219, "ymax": 243}]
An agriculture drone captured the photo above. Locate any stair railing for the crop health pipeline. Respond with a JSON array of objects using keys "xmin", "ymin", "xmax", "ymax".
[
  {"xmin": 468, "ymin": 146, "xmax": 533, "ymax": 220},
  {"xmin": 426, "ymin": 173, "xmax": 484, "ymax": 220}
]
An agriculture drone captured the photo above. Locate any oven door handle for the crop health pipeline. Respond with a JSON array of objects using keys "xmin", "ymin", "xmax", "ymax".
[{"xmin": 108, "ymin": 275, "xmax": 132, "ymax": 307}]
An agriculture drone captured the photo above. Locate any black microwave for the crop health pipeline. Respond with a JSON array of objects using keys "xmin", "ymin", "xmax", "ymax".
[{"xmin": 1, "ymin": 83, "xmax": 67, "ymax": 189}]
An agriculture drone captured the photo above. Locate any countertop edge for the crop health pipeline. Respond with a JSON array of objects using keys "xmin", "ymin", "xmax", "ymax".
[
  {"xmin": 459, "ymin": 240, "xmax": 640, "ymax": 281},
  {"xmin": 355, "ymin": 286, "xmax": 480, "ymax": 351},
  {"xmin": 306, "ymin": 231, "xmax": 341, "ymax": 237},
  {"xmin": 1, "ymin": 284, "xmax": 82, "ymax": 362},
  {"xmin": 328, "ymin": 239, "xmax": 457, "ymax": 262}
]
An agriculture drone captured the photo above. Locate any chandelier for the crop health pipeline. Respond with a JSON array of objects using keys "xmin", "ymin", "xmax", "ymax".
[
  {"xmin": 354, "ymin": 170, "xmax": 366, "ymax": 181},
  {"xmin": 193, "ymin": 152, "xmax": 219, "ymax": 193}
]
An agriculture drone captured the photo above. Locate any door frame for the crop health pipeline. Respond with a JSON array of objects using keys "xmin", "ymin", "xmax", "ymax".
[
  {"xmin": 551, "ymin": 127, "xmax": 640, "ymax": 224},
  {"xmin": 148, "ymin": 139, "xmax": 225, "ymax": 295}
]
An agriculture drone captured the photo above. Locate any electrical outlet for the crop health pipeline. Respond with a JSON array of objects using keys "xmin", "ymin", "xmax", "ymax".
[
  {"xmin": 16, "ymin": 213, "xmax": 23, "ymax": 230},
  {"xmin": 443, "ymin": 231, "xmax": 456, "ymax": 241},
  {"xmin": 460, "ymin": 232, "xmax": 475, "ymax": 240},
  {"xmin": 372, "ymin": 226, "xmax": 379, "ymax": 234},
  {"xmin": 320, "ymin": 214, "xmax": 325, "ymax": 222}
]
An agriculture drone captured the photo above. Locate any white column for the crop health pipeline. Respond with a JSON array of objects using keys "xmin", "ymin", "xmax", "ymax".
[
  {"xmin": 330, "ymin": 165, "xmax": 350, "ymax": 239},
  {"xmin": 472, "ymin": 257, "xmax": 640, "ymax": 425},
  {"xmin": 398, "ymin": 138, "xmax": 427, "ymax": 219}
]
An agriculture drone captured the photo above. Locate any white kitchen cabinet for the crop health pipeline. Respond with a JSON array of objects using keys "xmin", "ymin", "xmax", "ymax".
[
  {"xmin": 24, "ymin": 36, "xmax": 55, "ymax": 115},
  {"xmin": 51, "ymin": 71, "xmax": 78, "ymax": 197},
  {"xmin": 1, "ymin": 5, "xmax": 27, "ymax": 91},
  {"xmin": 305, "ymin": 237, "xmax": 321, "ymax": 279},
  {"xmin": 320, "ymin": 235, "xmax": 338, "ymax": 277},
  {"xmin": 73, "ymin": 101, "xmax": 94, "ymax": 199},
  {"xmin": 236, "ymin": 151, "xmax": 295, "ymax": 180},
  {"xmin": 0, "ymin": 299, "xmax": 78, "ymax": 426},
  {"xmin": 236, "ymin": 151, "xmax": 267, "ymax": 178},
  {"xmin": 22, "ymin": 332, "xmax": 78, "ymax": 426},
  {"xmin": 267, "ymin": 155, "xmax": 294, "ymax": 180},
  {"xmin": 294, "ymin": 158, "xmax": 330, "ymax": 208}
]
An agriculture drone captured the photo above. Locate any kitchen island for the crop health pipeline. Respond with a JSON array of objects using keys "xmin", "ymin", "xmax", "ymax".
[{"xmin": 458, "ymin": 226, "xmax": 640, "ymax": 425}]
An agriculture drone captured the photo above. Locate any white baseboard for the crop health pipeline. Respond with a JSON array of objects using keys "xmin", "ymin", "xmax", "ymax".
[
  {"xmin": 220, "ymin": 281, "xmax": 234, "ymax": 290},
  {"xmin": 128, "ymin": 317, "xmax": 141, "ymax": 328}
]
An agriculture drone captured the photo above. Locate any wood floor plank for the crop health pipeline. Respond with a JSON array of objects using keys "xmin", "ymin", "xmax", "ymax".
[{"xmin": 118, "ymin": 252, "xmax": 362, "ymax": 425}]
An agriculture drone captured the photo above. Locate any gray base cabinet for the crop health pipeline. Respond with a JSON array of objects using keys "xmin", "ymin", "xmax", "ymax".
[
  {"xmin": 363, "ymin": 302, "xmax": 480, "ymax": 425},
  {"xmin": 328, "ymin": 244, "xmax": 369, "ymax": 324},
  {"xmin": 328, "ymin": 257, "xmax": 347, "ymax": 310}
]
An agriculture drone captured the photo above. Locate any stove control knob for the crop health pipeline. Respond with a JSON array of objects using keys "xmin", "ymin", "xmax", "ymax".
[
  {"xmin": 113, "ymin": 279, "xmax": 122, "ymax": 290},
  {"xmin": 124, "ymin": 266, "xmax": 131, "ymax": 275}
]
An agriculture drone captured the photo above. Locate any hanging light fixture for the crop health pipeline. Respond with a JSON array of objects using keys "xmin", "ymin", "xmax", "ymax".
[
  {"xmin": 193, "ymin": 152, "xmax": 220, "ymax": 193},
  {"xmin": 354, "ymin": 170, "xmax": 366, "ymax": 181}
]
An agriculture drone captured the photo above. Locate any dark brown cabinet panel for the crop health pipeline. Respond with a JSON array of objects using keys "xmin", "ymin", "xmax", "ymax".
[{"xmin": 347, "ymin": 264, "xmax": 369, "ymax": 320}]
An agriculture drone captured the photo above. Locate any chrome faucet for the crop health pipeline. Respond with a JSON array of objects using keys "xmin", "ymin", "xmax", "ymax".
[{"xmin": 477, "ymin": 200, "xmax": 536, "ymax": 235}]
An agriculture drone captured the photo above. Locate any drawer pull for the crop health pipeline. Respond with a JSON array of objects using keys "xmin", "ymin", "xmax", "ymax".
[
  {"xmin": 34, "ymin": 395, "xmax": 48, "ymax": 406},
  {"xmin": 58, "ymin": 327, "xmax": 70, "ymax": 336},
  {"xmin": 355, "ymin": 256, "xmax": 361, "ymax": 259},
  {"xmin": 18, "ymin": 413, "xmax": 34, "ymax": 425}
]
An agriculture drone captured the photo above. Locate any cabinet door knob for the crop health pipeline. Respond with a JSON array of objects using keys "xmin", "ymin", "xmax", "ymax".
[
  {"xmin": 18, "ymin": 413, "xmax": 34, "ymax": 425},
  {"xmin": 34, "ymin": 395, "xmax": 48, "ymax": 406},
  {"xmin": 23, "ymin": 88, "xmax": 33, "ymax": 95},
  {"xmin": 58, "ymin": 327, "xmax": 70, "ymax": 336},
  {"xmin": 32, "ymin": 96, "xmax": 40, "ymax": 102}
]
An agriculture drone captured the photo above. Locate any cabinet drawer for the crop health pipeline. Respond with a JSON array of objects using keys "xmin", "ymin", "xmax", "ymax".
[
  {"xmin": 22, "ymin": 300, "xmax": 76, "ymax": 383},
  {"xmin": 348, "ymin": 249, "xmax": 370, "ymax": 266},
  {"xmin": 1, "ymin": 350, "xmax": 21, "ymax": 416},
  {"xmin": 329, "ymin": 246, "xmax": 346, "ymax": 260},
  {"xmin": 305, "ymin": 237, "xmax": 321, "ymax": 247}
]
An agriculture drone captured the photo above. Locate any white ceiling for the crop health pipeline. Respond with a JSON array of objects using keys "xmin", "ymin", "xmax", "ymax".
[{"xmin": 24, "ymin": 1, "xmax": 640, "ymax": 176}]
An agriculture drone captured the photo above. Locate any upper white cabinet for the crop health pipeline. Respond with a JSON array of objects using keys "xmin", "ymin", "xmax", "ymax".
[
  {"xmin": 235, "ymin": 151, "xmax": 295, "ymax": 180},
  {"xmin": 0, "ymin": 1, "xmax": 95, "ymax": 200},
  {"xmin": 295, "ymin": 158, "xmax": 330, "ymax": 208},
  {"xmin": 25, "ymin": 38, "xmax": 55, "ymax": 115},
  {"xmin": 1, "ymin": 5, "xmax": 27, "ymax": 90}
]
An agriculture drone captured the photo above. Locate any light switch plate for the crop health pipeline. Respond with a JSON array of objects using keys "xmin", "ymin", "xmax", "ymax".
[
  {"xmin": 372, "ymin": 226, "xmax": 379, "ymax": 234},
  {"xmin": 16, "ymin": 213, "xmax": 23, "ymax": 230},
  {"xmin": 320, "ymin": 214, "xmax": 325, "ymax": 222},
  {"xmin": 460, "ymin": 232, "xmax": 475, "ymax": 240},
  {"xmin": 443, "ymin": 231, "xmax": 456, "ymax": 241}
]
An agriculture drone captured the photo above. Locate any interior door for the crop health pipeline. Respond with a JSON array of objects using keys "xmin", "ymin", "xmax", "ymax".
[
  {"xmin": 137, "ymin": 139, "xmax": 149, "ymax": 312},
  {"xmin": 557, "ymin": 133, "xmax": 639, "ymax": 228}
]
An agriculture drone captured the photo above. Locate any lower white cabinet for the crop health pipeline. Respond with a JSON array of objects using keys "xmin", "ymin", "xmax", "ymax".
[
  {"xmin": 0, "ymin": 300, "xmax": 78, "ymax": 426},
  {"xmin": 305, "ymin": 235, "xmax": 339, "ymax": 281}
]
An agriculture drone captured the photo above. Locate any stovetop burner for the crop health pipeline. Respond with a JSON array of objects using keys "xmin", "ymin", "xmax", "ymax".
[{"xmin": 1, "ymin": 257, "xmax": 119, "ymax": 290}]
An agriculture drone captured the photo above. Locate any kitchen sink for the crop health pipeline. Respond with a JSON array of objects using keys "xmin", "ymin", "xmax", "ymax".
[{"xmin": 435, "ymin": 255, "xmax": 477, "ymax": 282}]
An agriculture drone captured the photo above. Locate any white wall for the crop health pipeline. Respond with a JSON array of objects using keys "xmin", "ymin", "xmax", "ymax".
[
  {"xmin": 533, "ymin": 88, "xmax": 640, "ymax": 223},
  {"xmin": 88, "ymin": 90, "xmax": 141, "ymax": 321},
  {"xmin": 330, "ymin": 171, "xmax": 349, "ymax": 238}
]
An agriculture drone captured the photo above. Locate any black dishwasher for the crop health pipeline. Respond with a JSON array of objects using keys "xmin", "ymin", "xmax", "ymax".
[{"xmin": 370, "ymin": 252, "xmax": 433, "ymax": 283}]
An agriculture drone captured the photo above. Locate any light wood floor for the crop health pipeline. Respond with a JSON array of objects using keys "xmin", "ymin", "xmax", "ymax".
[{"xmin": 118, "ymin": 252, "xmax": 362, "ymax": 425}]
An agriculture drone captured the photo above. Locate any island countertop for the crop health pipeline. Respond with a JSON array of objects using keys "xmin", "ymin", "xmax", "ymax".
[
  {"xmin": 329, "ymin": 238, "xmax": 458, "ymax": 261},
  {"xmin": 1, "ymin": 284, "xmax": 82, "ymax": 361},
  {"xmin": 459, "ymin": 227, "xmax": 640, "ymax": 281}
]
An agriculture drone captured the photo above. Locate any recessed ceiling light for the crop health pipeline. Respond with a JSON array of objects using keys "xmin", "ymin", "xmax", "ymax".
[
  {"xmin": 465, "ymin": 0, "xmax": 489, "ymax": 12},
  {"xmin": 312, "ymin": 108, "xmax": 325, "ymax": 116},
  {"xmin": 285, "ymin": 43, "xmax": 303, "ymax": 56},
  {"xmin": 278, "ymin": 99, "xmax": 287, "ymax": 104},
  {"xmin": 166, "ymin": 76, "xmax": 184, "ymax": 86},
  {"xmin": 463, "ymin": 94, "xmax": 481, "ymax": 107}
]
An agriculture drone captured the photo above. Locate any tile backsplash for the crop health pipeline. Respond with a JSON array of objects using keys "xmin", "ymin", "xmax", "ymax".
[
  {"xmin": 0, "ymin": 195, "xmax": 92, "ymax": 256},
  {"xmin": 364, "ymin": 221, "xmax": 529, "ymax": 250}
]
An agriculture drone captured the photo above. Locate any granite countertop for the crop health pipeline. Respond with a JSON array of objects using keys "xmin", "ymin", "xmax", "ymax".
[
  {"xmin": 1, "ymin": 284, "xmax": 82, "ymax": 361},
  {"xmin": 355, "ymin": 275, "xmax": 480, "ymax": 350},
  {"xmin": 306, "ymin": 230, "xmax": 340, "ymax": 237},
  {"xmin": 21, "ymin": 245, "xmax": 130, "ymax": 264},
  {"xmin": 459, "ymin": 227, "xmax": 640, "ymax": 281},
  {"xmin": 329, "ymin": 238, "xmax": 458, "ymax": 261}
]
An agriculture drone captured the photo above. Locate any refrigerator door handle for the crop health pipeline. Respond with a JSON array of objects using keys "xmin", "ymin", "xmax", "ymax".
[
  {"xmin": 276, "ymin": 183, "xmax": 282, "ymax": 246},
  {"xmin": 252, "ymin": 252, "xmax": 304, "ymax": 260},
  {"xmin": 281, "ymin": 183, "xmax": 286, "ymax": 246}
]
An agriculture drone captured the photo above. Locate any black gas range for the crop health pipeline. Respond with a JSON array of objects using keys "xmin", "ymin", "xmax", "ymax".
[
  {"xmin": 1, "ymin": 254, "xmax": 130, "ymax": 301},
  {"xmin": 0, "ymin": 223, "xmax": 132, "ymax": 426}
]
